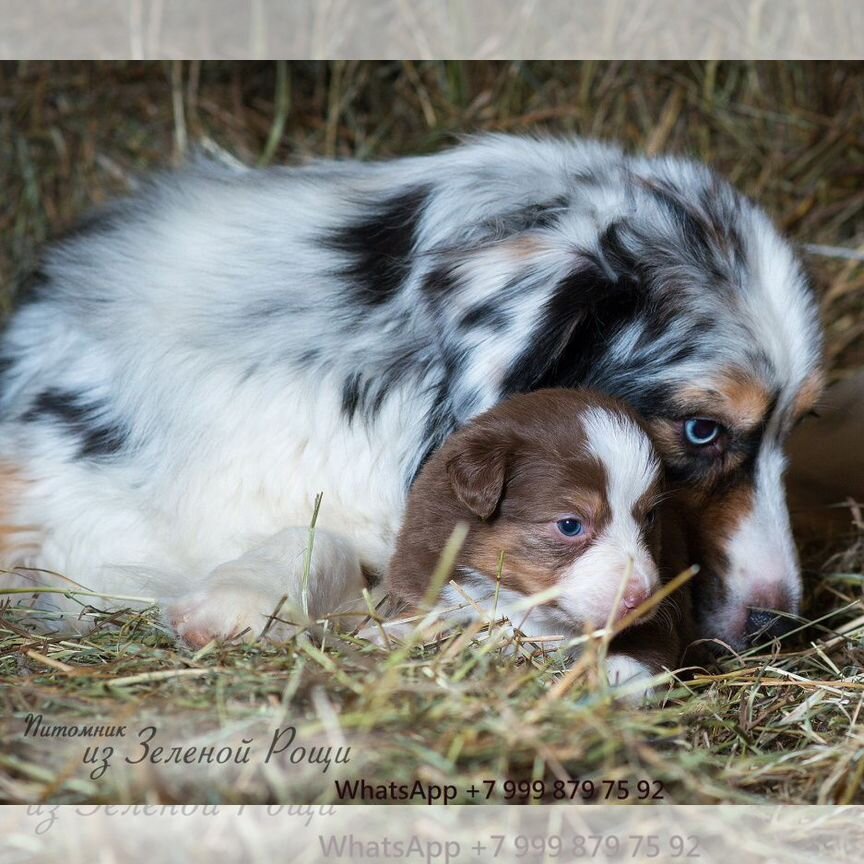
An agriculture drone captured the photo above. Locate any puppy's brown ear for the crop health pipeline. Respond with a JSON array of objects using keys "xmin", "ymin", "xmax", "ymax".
[{"xmin": 445, "ymin": 432, "xmax": 508, "ymax": 519}]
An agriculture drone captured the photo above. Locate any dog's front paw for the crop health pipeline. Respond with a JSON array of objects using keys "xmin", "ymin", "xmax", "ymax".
[
  {"xmin": 167, "ymin": 585, "xmax": 296, "ymax": 649},
  {"xmin": 356, "ymin": 618, "xmax": 416, "ymax": 648},
  {"xmin": 603, "ymin": 653, "xmax": 657, "ymax": 705}
]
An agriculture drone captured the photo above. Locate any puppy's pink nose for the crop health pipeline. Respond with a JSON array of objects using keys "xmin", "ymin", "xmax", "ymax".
[{"xmin": 622, "ymin": 585, "xmax": 651, "ymax": 611}]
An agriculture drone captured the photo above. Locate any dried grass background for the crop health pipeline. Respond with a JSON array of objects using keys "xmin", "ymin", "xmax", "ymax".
[{"xmin": 0, "ymin": 61, "xmax": 863, "ymax": 806}]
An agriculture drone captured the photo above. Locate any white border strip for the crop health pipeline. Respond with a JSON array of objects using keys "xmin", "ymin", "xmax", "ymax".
[
  {"xmin": 0, "ymin": 0, "xmax": 861, "ymax": 60},
  {"xmin": 2, "ymin": 805, "xmax": 862, "ymax": 864}
]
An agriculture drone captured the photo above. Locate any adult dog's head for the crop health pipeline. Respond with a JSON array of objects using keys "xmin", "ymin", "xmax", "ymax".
[
  {"xmin": 442, "ymin": 142, "xmax": 824, "ymax": 651},
  {"xmin": 599, "ymin": 165, "xmax": 823, "ymax": 653}
]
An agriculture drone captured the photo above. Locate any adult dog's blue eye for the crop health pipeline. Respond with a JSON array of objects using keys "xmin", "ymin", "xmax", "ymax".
[
  {"xmin": 684, "ymin": 418, "xmax": 721, "ymax": 447},
  {"xmin": 556, "ymin": 518, "xmax": 584, "ymax": 537}
]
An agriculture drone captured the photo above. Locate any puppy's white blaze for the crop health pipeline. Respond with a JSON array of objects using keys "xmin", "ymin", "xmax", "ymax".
[
  {"xmin": 581, "ymin": 408, "xmax": 660, "ymax": 526},
  {"xmin": 582, "ymin": 409, "xmax": 658, "ymax": 550},
  {"xmin": 553, "ymin": 409, "xmax": 660, "ymax": 626},
  {"xmin": 725, "ymin": 445, "xmax": 800, "ymax": 612}
]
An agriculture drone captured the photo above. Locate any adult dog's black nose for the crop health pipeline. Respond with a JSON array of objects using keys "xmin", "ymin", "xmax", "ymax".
[{"xmin": 745, "ymin": 609, "xmax": 795, "ymax": 645}]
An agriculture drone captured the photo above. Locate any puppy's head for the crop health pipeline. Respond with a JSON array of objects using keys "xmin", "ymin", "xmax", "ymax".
[{"xmin": 390, "ymin": 389, "xmax": 664, "ymax": 634}]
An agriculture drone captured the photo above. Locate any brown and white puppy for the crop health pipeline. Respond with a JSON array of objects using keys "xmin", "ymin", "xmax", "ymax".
[{"xmin": 387, "ymin": 388, "xmax": 691, "ymax": 691}]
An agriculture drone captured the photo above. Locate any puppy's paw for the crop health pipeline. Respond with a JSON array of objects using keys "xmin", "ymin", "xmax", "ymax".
[
  {"xmin": 604, "ymin": 654, "xmax": 657, "ymax": 706},
  {"xmin": 167, "ymin": 585, "xmax": 297, "ymax": 649},
  {"xmin": 356, "ymin": 619, "xmax": 415, "ymax": 648}
]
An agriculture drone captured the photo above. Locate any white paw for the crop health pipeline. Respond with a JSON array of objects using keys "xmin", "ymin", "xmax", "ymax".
[
  {"xmin": 167, "ymin": 584, "xmax": 297, "ymax": 649},
  {"xmin": 604, "ymin": 654, "xmax": 656, "ymax": 705},
  {"xmin": 356, "ymin": 618, "xmax": 416, "ymax": 648}
]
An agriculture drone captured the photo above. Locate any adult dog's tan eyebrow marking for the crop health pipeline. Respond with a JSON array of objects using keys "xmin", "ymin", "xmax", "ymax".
[{"xmin": 674, "ymin": 368, "xmax": 773, "ymax": 429}]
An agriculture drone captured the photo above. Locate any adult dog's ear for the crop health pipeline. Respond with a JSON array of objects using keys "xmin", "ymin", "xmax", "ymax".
[{"xmin": 445, "ymin": 430, "xmax": 509, "ymax": 520}]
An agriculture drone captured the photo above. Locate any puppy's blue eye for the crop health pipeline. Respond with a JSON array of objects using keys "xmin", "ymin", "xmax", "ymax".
[
  {"xmin": 684, "ymin": 418, "xmax": 721, "ymax": 447},
  {"xmin": 557, "ymin": 518, "xmax": 584, "ymax": 537}
]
